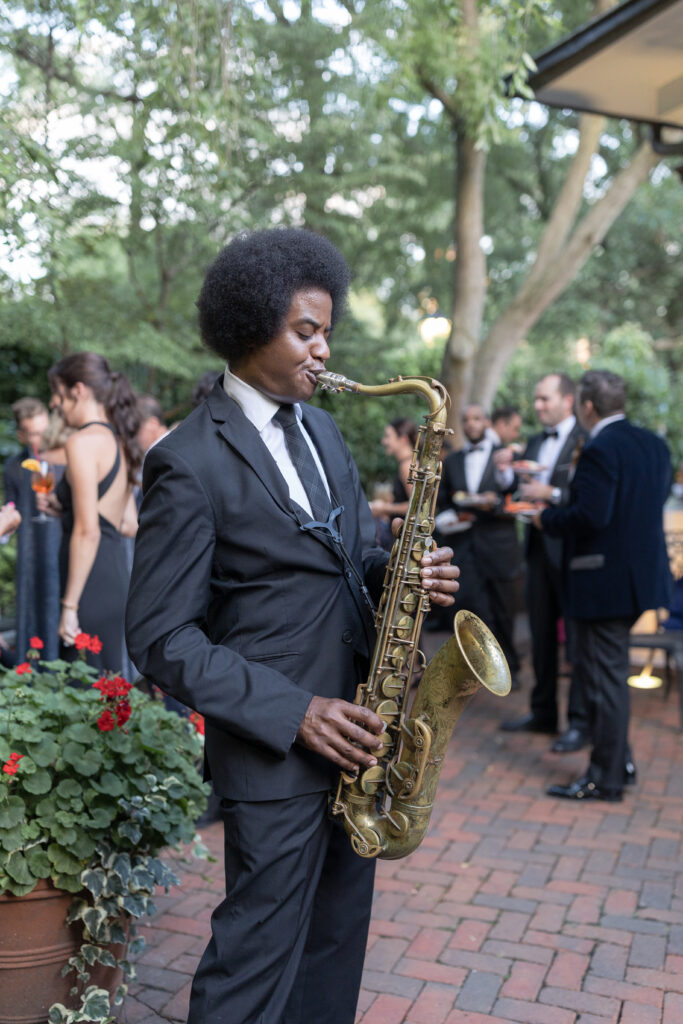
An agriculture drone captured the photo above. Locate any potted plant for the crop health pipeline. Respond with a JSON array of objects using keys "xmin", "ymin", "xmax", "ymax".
[{"xmin": 0, "ymin": 634, "xmax": 209, "ymax": 1023}]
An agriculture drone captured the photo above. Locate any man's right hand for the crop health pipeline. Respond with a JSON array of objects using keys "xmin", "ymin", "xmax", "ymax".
[{"xmin": 296, "ymin": 696, "xmax": 385, "ymax": 771}]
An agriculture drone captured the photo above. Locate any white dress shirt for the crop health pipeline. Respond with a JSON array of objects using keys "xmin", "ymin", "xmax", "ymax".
[
  {"xmin": 536, "ymin": 414, "xmax": 576, "ymax": 486},
  {"xmin": 464, "ymin": 437, "xmax": 493, "ymax": 493},
  {"xmin": 223, "ymin": 367, "xmax": 331, "ymax": 517}
]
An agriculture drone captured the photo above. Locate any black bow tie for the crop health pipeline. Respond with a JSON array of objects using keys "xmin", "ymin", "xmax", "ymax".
[
  {"xmin": 543, "ymin": 430, "xmax": 559, "ymax": 440},
  {"xmin": 466, "ymin": 443, "xmax": 486, "ymax": 453}
]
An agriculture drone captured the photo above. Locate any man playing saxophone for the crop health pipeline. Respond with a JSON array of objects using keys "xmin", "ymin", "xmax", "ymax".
[{"xmin": 125, "ymin": 228, "xmax": 460, "ymax": 1024}]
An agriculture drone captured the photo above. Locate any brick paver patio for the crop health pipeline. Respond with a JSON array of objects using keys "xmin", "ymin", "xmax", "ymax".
[{"xmin": 121, "ymin": 629, "xmax": 683, "ymax": 1024}]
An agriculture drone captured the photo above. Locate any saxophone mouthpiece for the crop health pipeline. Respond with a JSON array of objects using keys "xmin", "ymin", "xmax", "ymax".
[{"xmin": 317, "ymin": 371, "xmax": 359, "ymax": 393}]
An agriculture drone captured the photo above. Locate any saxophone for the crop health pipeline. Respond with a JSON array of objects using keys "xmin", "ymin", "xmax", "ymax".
[{"xmin": 319, "ymin": 371, "xmax": 511, "ymax": 860}]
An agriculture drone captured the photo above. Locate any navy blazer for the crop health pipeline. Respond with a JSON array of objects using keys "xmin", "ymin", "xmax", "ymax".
[
  {"xmin": 541, "ymin": 419, "xmax": 672, "ymax": 621},
  {"xmin": 125, "ymin": 382, "xmax": 388, "ymax": 801}
]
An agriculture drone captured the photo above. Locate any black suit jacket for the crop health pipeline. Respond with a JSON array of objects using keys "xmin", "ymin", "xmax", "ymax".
[
  {"xmin": 542, "ymin": 419, "xmax": 672, "ymax": 620},
  {"xmin": 439, "ymin": 446, "xmax": 521, "ymax": 580},
  {"xmin": 125, "ymin": 383, "xmax": 388, "ymax": 801},
  {"xmin": 522, "ymin": 422, "xmax": 585, "ymax": 570}
]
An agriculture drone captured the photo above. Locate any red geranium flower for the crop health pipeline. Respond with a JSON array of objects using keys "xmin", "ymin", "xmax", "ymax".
[
  {"xmin": 97, "ymin": 709, "xmax": 116, "ymax": 732},
  {"xmin": 74, "ymin": 633, "xmax": 92, "ymax": 650},
  {"xmin": 113, "ymin": 676, "xmax": 132, "ymax": 697},
  {"xmin": 29, "ymin": 636, "xmax": 44, "ymax": 649},
  {"xmin": 88, "ymin": 635, "xmax": 103, "ymax": 654},
  {"xmin": 8, "ymin": 753, "xmax": 23, "ymax": 763},
  {"xmin": 116, "ymin": 699, "xmax": 132, "ymax": 727},
  {"xmin": 15, "ymin": 663, "xmax": 32, "ymax": 675},
  {"xmin": 189, "ymin": 712, "xmax": 205, "ymax": 736},
  {"xmin": 2, "ymin": 764, "xmax": 18, "ymax": 776}
]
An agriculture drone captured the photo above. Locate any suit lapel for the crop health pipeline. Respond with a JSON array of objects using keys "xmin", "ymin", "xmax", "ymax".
[
  {"xmin": 479, "ymin": 449, "xmax": 497, "ymax": 492},
  {"xmin": 207, "ymin": 384, "xmax": 299, "ymax": 523},
  {"xmin": 551, "ymin": 425, "xmax": 583, "ymax": 485}
]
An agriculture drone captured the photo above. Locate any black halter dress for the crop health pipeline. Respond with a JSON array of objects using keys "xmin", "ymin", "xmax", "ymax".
[{"xmin": 56, "ymin": 422, "xmax": 130, "ymax": 673}]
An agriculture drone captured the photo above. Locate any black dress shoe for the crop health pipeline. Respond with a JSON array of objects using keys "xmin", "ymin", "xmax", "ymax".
[
  {"xmin": 500, "ymin": 711, "xmax": 556, "ymax": 734},
  {"xmin": 624, "ymin": 760, "xmax": 637, "ymax": 786},
  {"xmin": 550, "ymin": 727, "xmax": 587, "ymax": 753},
  {"xmin": 546, "ymin": 775, "xmax": 622, "ymax": 803}
]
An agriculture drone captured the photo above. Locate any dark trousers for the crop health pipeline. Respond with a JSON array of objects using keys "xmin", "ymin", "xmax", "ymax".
[
  {"xmin": 572, "ymin": 616, "xmax": 635, "ymax": 794},
  {"xmin": 445, "ymin": 541, "xmax": 521, "ymax": 675},
  {"xmin": 526, "ymin": 533, "xmax": 586, "ymax": 731},
  {"xmin": 189, "ymin": 790, "xmax": 376, "ymax": 1024}
]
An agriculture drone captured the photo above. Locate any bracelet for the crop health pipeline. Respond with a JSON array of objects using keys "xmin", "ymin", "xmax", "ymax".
[{"xmin": 60, "ymin": 600, "xmax": 79, "ymax": 611}]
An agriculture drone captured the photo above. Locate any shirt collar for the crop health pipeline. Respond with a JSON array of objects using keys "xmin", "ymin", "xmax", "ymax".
[
  {"xmin": 223, "ymin": 366, "xmax": 303, "ymax": 432},
  {"xmin": 544, "ymin": 414, "xmax": 575, "ymax": 444},
  {"xmin": 590, "ymin": 412, "xmax": 626, "ymax": 439}
]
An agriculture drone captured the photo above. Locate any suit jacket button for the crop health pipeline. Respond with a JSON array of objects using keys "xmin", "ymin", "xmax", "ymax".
[{"xmin": 342, "ymin": 630, "xmax": 353, "ymax": 644}]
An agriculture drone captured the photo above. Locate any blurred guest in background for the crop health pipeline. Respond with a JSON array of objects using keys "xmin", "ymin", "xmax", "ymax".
[
  {"xmin": 2, "ymin": 398, "xmax": 57, "ymax": 659},
  {"xmin": 40, "ymin": 352, "xmax": 141, "ymax": 672},
  {"xmin": 438, "ymin": 403, "xmax": 522, "ymax": 683},
  {"xmin": 541, "ymin": 370, "xmax": 672, "ymax": 802},
  {"xmin": 137, "ymin": 394, "xmax": 170, "ymax": 455},
  {"xmin": 489, "ymin": 405, "xmax": 523, "ymax": 451},
  {"xmin": 498, "ymin": 373, "xmax": 587, "ymax": 749},
  {"xmin": 370, "ymin": 418, "xmax": 418, "ymax": 549}
]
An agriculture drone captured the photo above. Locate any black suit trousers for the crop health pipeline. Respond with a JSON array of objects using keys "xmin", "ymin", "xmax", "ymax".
[
  {"xmin": 526, "ymin": 530, "xmax": 586, "ymax": 731},
  {"xmin": 189, "ymin": 791, "xmax": 376, "ymax": 1024},
  {"xmin": 572, "ymin": 616, "xmax": 635, "ymax": 794}
]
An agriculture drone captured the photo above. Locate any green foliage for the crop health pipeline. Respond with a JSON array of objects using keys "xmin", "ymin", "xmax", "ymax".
[{"xmin": 0, "ymin": 643, "xmax": 209, "ymax": 1019}]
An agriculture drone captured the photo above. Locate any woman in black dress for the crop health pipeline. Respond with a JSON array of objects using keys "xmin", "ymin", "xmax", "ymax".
[{"xmin": 42, "ymin": 353, "xmax": 140, "ymax": 672}]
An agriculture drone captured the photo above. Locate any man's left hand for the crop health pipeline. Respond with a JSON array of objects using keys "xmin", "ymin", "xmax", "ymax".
[{"xmin": 391, "ymin": 518, "xmax": 460, "ymax": 606}]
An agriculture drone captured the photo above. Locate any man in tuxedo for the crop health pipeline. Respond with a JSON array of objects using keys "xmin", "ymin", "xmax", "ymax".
[
  {"xmin": 438, "ymin": 403, "xmax": 522, "ymax": 684},
  {"xmin": 489, "ymin": 405, "xmax": 522, "ymax": 449},
  {"xmin": 498, "ymin": 373, "xmax": 587, "ymax": 749},
  {"xmin": 540, "ymin": 370, "xmax": 671, "ymax": 801},
  {"xmin": 125, "ymin": 228, "xmax": 460, "ymax": 1024}
]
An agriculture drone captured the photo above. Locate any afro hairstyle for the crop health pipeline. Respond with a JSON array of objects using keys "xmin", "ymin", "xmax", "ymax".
[{"xmin": 196, "ymin": 228, "xmax": 351, "ymax": 364}]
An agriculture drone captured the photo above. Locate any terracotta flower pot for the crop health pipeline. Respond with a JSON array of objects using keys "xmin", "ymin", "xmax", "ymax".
[{"xmin": 0, "ymin": 881, "xmax": 125, "ymax": 1024}]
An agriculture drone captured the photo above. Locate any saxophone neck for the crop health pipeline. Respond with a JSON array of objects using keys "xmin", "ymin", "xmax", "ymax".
[{"xmin": 317, "ymin": 372, "xmax": 449, "ymax": 424}]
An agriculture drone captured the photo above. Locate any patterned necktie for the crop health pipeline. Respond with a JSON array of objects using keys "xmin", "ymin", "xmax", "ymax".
[{"xmin": 273, "ymin": 405, "xmax": 331, "ymax": 522}]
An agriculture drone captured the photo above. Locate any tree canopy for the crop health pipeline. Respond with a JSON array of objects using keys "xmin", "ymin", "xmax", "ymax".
[{"xmin": 1, "ymin": 0, "xmax": 681, "ymax": 478}]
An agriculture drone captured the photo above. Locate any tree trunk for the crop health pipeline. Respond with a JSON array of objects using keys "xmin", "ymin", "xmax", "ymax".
[
  {"xmin": 471, "ymin": 140, "xmax": 660, "ymax": 409},
  {"xmin": 440, "ymin": 131, "xmax": 487, "ymax": 441}
]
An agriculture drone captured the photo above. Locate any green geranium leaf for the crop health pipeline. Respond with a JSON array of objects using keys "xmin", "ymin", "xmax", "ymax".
[
  {"xmin": 0, "ymin": 824, "xmax": 24, "ymax": 852},
  {"xmin": 2, "ymin": 877, "xmax": 37, "ymax": 896},
  {"xmin": 47, "ymin": 843, "xmax": 83, "ymax": 875},
  {"xmin": 51, "ymin": 823, "xmax": 77, "ymax": 846},
  {"xmin": 52, "ymin": 871, "xmax": 83, "ymax": 892},
  {"xmin": 92, "ymin": 771, "xmax": 126, "ymax": 797},
  {"xmin": 71, "ymin": 829, "xmax": 96, "ymax": 859},
  {"xmin": 62, "ymin": 740, "xmax": 102, "ymax": 775},
  {"xmin": 23, "ymin": 768, "xmax": 52, "ymax": 794},
  {"xmin": 25, "ymin": 847, "xmax": 51, "ymax": 878},
  {"xmin": 5, "ymin": 852, "xmax": 35, "ymax": 885},
  {"xmin": 55, "ymin": 778, "xmax": 83, "ymax": 800},
  {"xmin": 29, "ymin": 738, "xmax": 60, "ymax": 766},
  {"xmin": 0, "ymin": 796, "xmax": 25, "ymax": 829},
  {"xmin": 86, "ymin": 806, "xmax": 116, "ymax": 828},
  {"xmin": 65, "ymin": 723, "xmax": 98, "ymax": 745}
]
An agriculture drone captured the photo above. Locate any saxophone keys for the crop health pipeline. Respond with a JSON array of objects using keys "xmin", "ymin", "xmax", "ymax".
[
  {"xmin": 381, "ymin": 674, "xmax": 405, "ymax": 698},
  {"xmin": 400, "ymin": 593, "xmax": 418, "ymax": 613},
  {"xmin": 359, "ymin": 765, "xmax": 385, "ymax": 794},
  {"xmin": 395, "ymin": 615, "xmax": 414, "ymax": 639}
]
